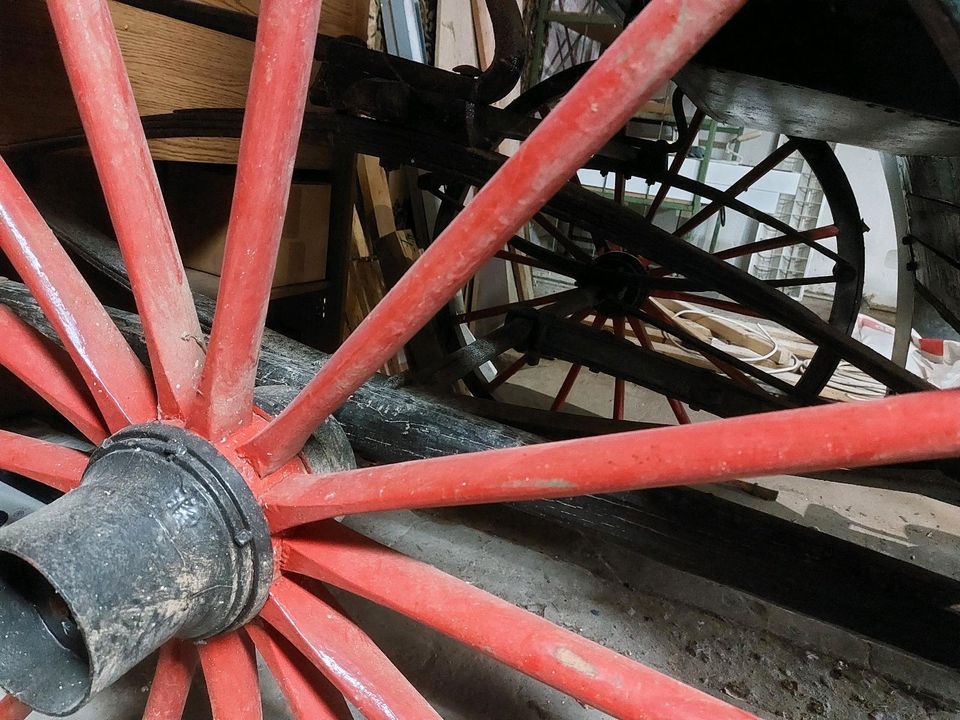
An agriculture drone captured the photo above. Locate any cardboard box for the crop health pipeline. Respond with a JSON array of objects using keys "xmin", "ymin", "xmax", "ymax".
[{"xmin": 162, "ymin": 163, "xmax": 330, "ymax": 292}]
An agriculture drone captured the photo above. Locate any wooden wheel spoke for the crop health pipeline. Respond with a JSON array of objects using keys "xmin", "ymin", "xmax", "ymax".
[
  {"xmin": 142, "ymin": 640, "xmax": 197, "ymax": 720},
  {"xmin": 47, "ymin": 0, "xmax": 204, "ymax": 418},
  {"xmin": 198, "ymin": 632, "xmax": 261, "ymax": 720},
  {"xmin": 711, "ymin": 224, "xmax": 840, "ymax": 263},
  {"xmin": 648, "ymin": 291, "xmax": 764, "ymax": 318},
  {"xmin": 246, "ymin": 623, "xmax": 353, "ymax": 720},
  {"xmin": 646, "ymin": 108, "xmax": 706, "ymax": 219},
  {"xmin": 192, "ymin": 0, "xmax": 325, "ymax": 438},
  {"xmin": 454, "ymin": 289, "xmax": 580, "ymax": 324},
  {"xmin": 612, "ymin": 316, "xmax": 626, "ymax": 420},
  {"xmin": 0, "ymin": 307, "xmax": 108, "ymax": 443},
  {"xmin": 261, "ymin": 577, "xmax": 442, "ymax": 720},
  {"xmin": 284, "ymin": 525, "xmax": 757, "ymax": 720},
  {"xmin": 239, "ymin": 0, "xmax": 744, "ymax": 474},
  {"xmin": 494, "ymin": 250, "xmax": 553, "ymax": 272},
  {"xmin": 677, "ymin": 140, "xmax": 796, "ymax": 236},
  {"xmin": 0, "ymin": 429, "xmax": 86, "ymax": 493},
  {"xmin": 531, "ymin": 212, "xmax": 593, "ymax": 263},
  {"xmin": 0, "ymin": 159, "xmax": 156, "ymax": 430},
  {"xmin": 627, "ymin": 315, "xmax": 691, "ymax": 424},
  {"xmin": 550, "ymin": 314, "xmax": 605, "ymax": 411}
]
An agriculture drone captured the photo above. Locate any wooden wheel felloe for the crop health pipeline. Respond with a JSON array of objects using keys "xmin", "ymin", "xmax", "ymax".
[{"xmin": 0, "ymin": 1, "xmax": 958, "ymax": 719}]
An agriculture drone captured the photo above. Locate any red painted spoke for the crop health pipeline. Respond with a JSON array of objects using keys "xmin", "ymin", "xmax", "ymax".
[
  {"xmin": 246, "ymin": 622, "xmax": 353, "ymax": 720},
  {"xmin": 646, "ymin": 109, "xmax": 706, "ymax": 219},
  {"xmin": 241, "ymin": 0, "xmax": 747, "ymax": 473},
  {"xmin": 262, "ymin": 388, "xmax": 960, "ymax": 530},
  {"xmin": 488, "ymin": 355, "xmax": 528, "ymax": 391},
  {"xmin": 143, "ymin": 640, "xmax": 197, "ymax": 720},
  {"xmin": 0, "ymin": 307, "xmax": 107, "ymax": 443},
  {"xmin": 0, "ymin": 159, "xmax": 156, "ymax": 430},
  {"xmin": 550, "ymin": 314, "xmax": 605, "ymax": 411},
  {"xmin": 627, "ymin": 316, "xmax": 691, "ymax": 424},
  {"xmin": 648, "ymin": 291, "xmax": 763, "ymax": 318},
  {"xmin": 712, "ymin": 224, "xmax": 839, "ymax": 262},
  {"xmin": 613, "ymin": 316, "xmax": 626, "ymax": 420},
  {"xmin": 261, "ymin": 576, "xmax": 442, "ymax": 720},
  {"xmin": 676, "ymin": 141, "xmax": 796, "ymax": 236},
  {"xmin": 0, "ymin": 430, "xmax": 86, "ymax": 492},
  {"xmin": 192, "ymin": 0, "xmax": 325, "ymax": 438},
  {"xmin": 47, "ymin": 0, "xmax": 204, "ymax": 419},
  {"xmin": 455, "ymin": 289, "xmax": 579, "ymax": 324},
  {"xmin": 495, "ymin": 250, "xmax": 552, "ymax": 272},
  {"xmin": 198, "ymin": 632, "xmax": 261, "ymax": 720},
  {"xmin": 0, "ymin": 696, "xmax": 30, "ymax": 720},
  {"xmin": 285, "ymin": 526, "xmax": 757, "ymax": 720}
]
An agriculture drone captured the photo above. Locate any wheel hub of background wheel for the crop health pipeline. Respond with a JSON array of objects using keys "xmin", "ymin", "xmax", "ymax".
[
  {"xmin": 592, "ymin": 250, "xmax": 650, "ymax": 316},
  {"xmin": 0, "ymin": 423, "xmax": 273, "ymax": 716}
]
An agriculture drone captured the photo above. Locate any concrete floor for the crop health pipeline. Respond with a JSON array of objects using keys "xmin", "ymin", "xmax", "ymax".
[{"xmin": 18, "ymin": 356, "xmax": 960, "ymax": 719}]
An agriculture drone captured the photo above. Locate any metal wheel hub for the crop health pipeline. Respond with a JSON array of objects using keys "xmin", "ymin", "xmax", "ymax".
[
  {"xmin": 592, "ymin": 250, "xmax": 649, "ymax": 315},
  {"xmin": 0, "ymin": 423, "xmax": 272, "ymax": 716}
]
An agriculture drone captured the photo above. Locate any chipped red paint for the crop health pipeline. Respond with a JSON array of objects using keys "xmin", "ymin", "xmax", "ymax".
[
  {"xmin": 0, "ymin": 158, "xmax": 156, "ymax": 429},
  {"xmin": 261, "ymin": 388, "xmax": 960, "ymax": 530},
  {"xmin": 142, "ymin": 641, "xmax": 197, "ymax": 720},
  {"xmin": 191, "ymin": 0, "xmax": 325, "ymax": 440},
  {"xmin": 0, "ymin": 430, "xmax": 87, "ymax": 492},
  {"xmin": 0, "ymin": 695, "xmax": 30, "ymax": 720},
  {"xmin": 47, "ymin": 0, "xmax": 204, "ymax": 419},
  {"xmin": 246, "ymin": 622, "xmax": 354, "ymax": 720},
  {"xmin": 283, "ymin": 524, "xmax": 758, "ymax": 720},
  {"xmin": 240, "ymin": 0, "xmax": 751, "ymax": 474},
  {"xmin": 198, "ymin": 632, "xmax": 262, "ymax": 720},
  {"xmin": 262, "ymin": 577, "xmax": 444, "ymax": 719},
  {"xmin": 0, "ymin": 306, "xmax": 108, "ymax": 443}
]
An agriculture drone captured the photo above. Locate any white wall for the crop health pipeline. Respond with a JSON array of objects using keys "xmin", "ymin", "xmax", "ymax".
[{"xmin": 806, "ymin": 145, "xmax": 899, "ymax": 310}]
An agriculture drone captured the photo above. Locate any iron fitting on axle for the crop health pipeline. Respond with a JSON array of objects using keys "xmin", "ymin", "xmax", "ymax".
[{"xmin": 0, "ymin": 423, "xmax": 272, "ymax": 716}]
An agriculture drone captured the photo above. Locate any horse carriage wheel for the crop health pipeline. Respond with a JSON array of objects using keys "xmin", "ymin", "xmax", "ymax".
[
  {"xmin": 0, "ymin": 1, "xmax": 958, "ymax": 719},
  {"xmin": 422, "ymin": 86, "xmax": 868, "ymax": 422}
]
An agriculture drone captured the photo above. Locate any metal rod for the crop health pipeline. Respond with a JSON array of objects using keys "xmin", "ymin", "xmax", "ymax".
[
  {"xmin": 46, "ymin": 0, "xmax": 204, "ymax": 418},
  {"xmin": 191, "ymin": 0, "xmax": 325, "ymax": 438}
]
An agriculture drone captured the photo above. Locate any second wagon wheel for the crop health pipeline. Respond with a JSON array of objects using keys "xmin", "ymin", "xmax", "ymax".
[{"xmin": 415, "ymin": 72, "xmax": 868, "ymax": 427}]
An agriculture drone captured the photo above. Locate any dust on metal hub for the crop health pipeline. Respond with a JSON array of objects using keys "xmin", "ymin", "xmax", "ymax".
[{"xmin": 0, "ymin": 423, "xmax": 272, "ymax": 716}]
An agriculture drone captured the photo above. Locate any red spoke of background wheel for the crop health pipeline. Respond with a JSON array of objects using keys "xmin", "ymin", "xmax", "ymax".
[
  {"xmin": 0, "ymin": 307, "xmax": 107, "ymax": 443},
  {"xmin": 550, "ymin": 314, "xmax": 606, "ymax": 411},
  {"xmin": 647, "ymin": 291, "xmax": 763, "ymax": 318},
  {"xmin": 0, "ymin": 430, "xmax": 86, "ymax": 492},
  {"xmin": 284, "ymin": 526, "xmax": 757, "ymax": 720},
  {"xmin": 0, "ymin": 159, "xmax": 156, "ymax": 429},
  {"xmin": 191, "ymin": 0, "xmax": 324, "ymax": 439},
  {"xmin": 488, "ymin": 355, "xmax": 529, "ymax": 391},
  {"xmin": 712, "ymin": 224, "xmax": 839, "ymax": 262},
  {"xmin": 646, "ymin": 109, "xmax": 706, "ymax": 219},
  {"xmin": 142, "ymin": 640, "xmax": 197, "ymax": 720},
  {"xmin": 495, "ymin": 249, "xmax": 553, "ymax": 272},
  {"xmin": 47, "ymin": 0, "xmax": 204, "ymax": 419},
  {"xmin": 261, "ymin": 387, "xmax": 960, "ymax": 530},
  {"xmin": 261, "ymin": 577, "xmax": 442, "ymax": 720},
  {"xmin": 241, "ymin": 0, "xmax": 747, "ymax": 473},
  {"xmin": 0, "ymin": 695, "xmax": 29, "ymax": 720},
  {"xmin": 676, "ymin": 140, "xmax": 795, "ymax": 236},
  {"xmin": 454, "ymin": 289, "xmax": 580, "ymax": 324},
  {"xmin": 246, "ymin": 622, "xmax": 354, "ymax": 720},
  {"xmin": 198, "ymin": 632, "xmax": 261, "ymax": 720},
  {"xmin": 627, "ymin": 315, "xmax": 691, "ymax": 423},
  {"xmin": 613, "ymin": 316, "xmax": 627, "ymax": 420}
]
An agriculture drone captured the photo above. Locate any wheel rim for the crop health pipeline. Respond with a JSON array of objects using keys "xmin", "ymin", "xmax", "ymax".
[{"xmin": 0, "ymin": 1, "xmax": 955, "ymax": 719}]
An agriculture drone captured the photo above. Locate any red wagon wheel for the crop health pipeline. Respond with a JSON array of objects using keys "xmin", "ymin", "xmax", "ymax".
[{"xmin": 0, "ymin": 1, "xmax": 958, "ymax": 719}]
